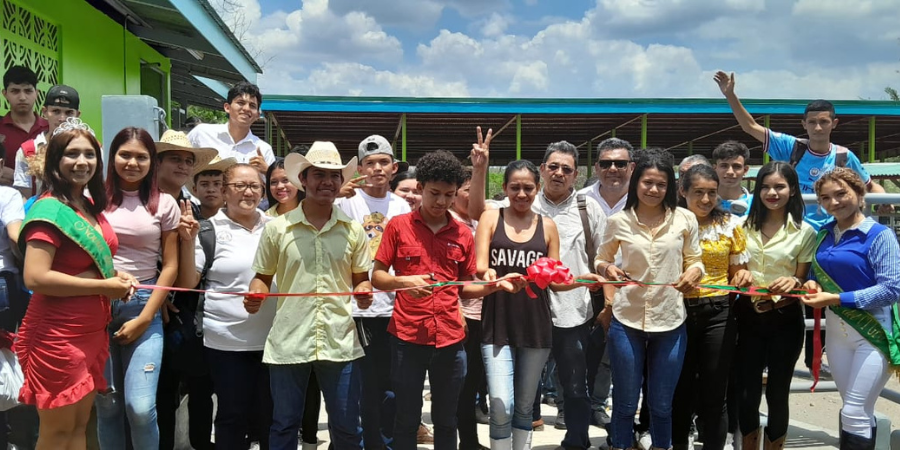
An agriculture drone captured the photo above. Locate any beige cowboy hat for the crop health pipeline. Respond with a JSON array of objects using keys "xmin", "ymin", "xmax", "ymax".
[
  {"xmin": 187, "ymin": 155, "xmax": 238, "ymax": 190},
  {"xmin": 155, "ymin": 130, "xmax": 217, "ymax": 170},
  {"xmin": 285, "ymin": 141, "xmax": 357, "ymax": 191}
]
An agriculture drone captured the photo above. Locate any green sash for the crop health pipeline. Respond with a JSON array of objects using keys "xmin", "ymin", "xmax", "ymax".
[
  {"xmin": 811, "ymin": 229, "xmax": 900, "ymax": 374},
  {"xmin": 20, "ymin": 198, "xmax": 115, "ymax": 279}
]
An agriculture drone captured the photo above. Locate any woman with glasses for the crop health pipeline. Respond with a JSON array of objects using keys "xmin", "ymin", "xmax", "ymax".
[
  {"xmin": 93, "ymin": 127, "xmax": 180, "ymax": 449},
  {"xmin": 595, "ymin": 149, "xmax": 704, "ymax": 450},
  {"xmin": 176, "ymin": 163, "xmax": 277, "ymax": 449}
]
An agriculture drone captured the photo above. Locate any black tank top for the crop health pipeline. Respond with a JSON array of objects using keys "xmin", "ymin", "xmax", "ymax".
[{"xmin": 481, "ymin": 209, "xmax": 552, "ymax": 348}]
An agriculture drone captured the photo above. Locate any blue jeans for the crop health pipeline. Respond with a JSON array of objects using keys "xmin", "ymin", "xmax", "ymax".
[
  {"xmin": 358, "ymin": 317, "xmax": 395, "ymax": 450},
  {"xmin": 481, "ymin": 344, "xmax": 551, "ymax": 440},
  {"xmin": 391, "ymin": 336, "xmax": 466, "ymax": 450},
  {"xmin": 607, "ymin": 318, "xmax": 686, "ymax": 449},
  {"xmin": 552, "ymin": 321, "xmax": 593, "ymax": 449},
  {"xmin": 96, "ymin": 284, "xmax": 165, "ymax": 450},
  {"xmin": 207, "ymin": 348, "xmax": 272, "ymax": 450},
  {"xmin": 269, "ymin": 360, "xmax": 363, "ymax": 450}
]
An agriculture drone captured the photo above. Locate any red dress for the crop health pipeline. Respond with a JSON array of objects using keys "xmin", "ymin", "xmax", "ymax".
[{"xmin": 15, "ymin": 214, "xmax": 118, "ymax": 409}]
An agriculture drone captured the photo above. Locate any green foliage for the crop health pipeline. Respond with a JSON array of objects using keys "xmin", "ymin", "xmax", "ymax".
[
  {"xmin": 886, "ymin": 87, "xmax": 899, "ymax": 102},
  {"xmin": 172, "ymin": 102, "xmax": 227, "ymax": 124}
]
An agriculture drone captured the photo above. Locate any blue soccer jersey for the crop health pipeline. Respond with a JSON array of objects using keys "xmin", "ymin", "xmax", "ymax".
[{"xmin": 764, "ymin": 130, "xmax": 870, "ymax": 230}]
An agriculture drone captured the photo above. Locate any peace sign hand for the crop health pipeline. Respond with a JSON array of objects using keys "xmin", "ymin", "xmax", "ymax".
[
  {"xmin": 178, "ymin": 199, "xmax": 200, "ymax": 242},
  {"xmin": 471, "ymin": 126, "xmax": 493, "ymax": 169}
]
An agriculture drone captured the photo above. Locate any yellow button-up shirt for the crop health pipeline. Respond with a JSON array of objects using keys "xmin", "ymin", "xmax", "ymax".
[
  {"xmin": 688, "ymin": 215, "xmax": 749, "ymax": 298},
  {"xmin": 596, "ymin": 207, "xmax": 704, "ymax": 332},
  {"xmin": 252, "ymin": 204, "xmax": 371, "ymax": 365},
  {"xmin": 743, "ymin": 214, "xmax": 816, "ymax": 303}
]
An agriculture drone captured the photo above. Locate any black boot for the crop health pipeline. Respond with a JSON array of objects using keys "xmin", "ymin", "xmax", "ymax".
[{"xmin": 839, "ymin": 427, "xmax": 876, "ymax": 450}]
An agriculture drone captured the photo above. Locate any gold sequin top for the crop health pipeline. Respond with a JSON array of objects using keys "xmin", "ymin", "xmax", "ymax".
[{"xmin": 687, "ymin": 214, "xmax": 749, "ymax": 298}]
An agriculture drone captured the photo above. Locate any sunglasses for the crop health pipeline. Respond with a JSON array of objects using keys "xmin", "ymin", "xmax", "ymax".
[
  {"xmin": 597, "ymin": 160, "xmax": 630, "ymax": 169},
  {"xmin": 546, "ymin": 163, "xmax": 575, "ymax": 175}
]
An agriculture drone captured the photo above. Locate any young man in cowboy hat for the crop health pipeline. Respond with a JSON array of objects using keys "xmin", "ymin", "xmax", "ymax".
[
  {"xmin": 153, "ymin": 130, "xmax": 218, "ymax": 450},
  {"xmin": 245, "ymin": 141, "xmax": 373, "ymax": 450},
  {"xmin": 190, "ymin": 156, "xmax": 237, "ymax": 220},
  {"xmin": 335, "ymin": 134, "xmax": 411, "ymax": 450},
  {"xmin": 187, "ymin": 82, "xmax": 275, "ymax": 173},
  {"xmin": 12, "ymin": 84, "xmax": 81, "ymax": 197}
]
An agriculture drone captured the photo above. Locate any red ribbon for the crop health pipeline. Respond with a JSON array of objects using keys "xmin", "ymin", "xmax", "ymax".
[
  {"xmin": 811, "ymin": 307, "xmax": 823, "ymax": 391},
  {"xmin": 524, "ymin": 257, "xmax": 574, "ymax": 298}
]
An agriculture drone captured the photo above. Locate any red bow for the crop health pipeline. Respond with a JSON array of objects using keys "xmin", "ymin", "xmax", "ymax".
[{"xmin": 524, "ymin": 257, "xmax": 573, "ymax": 298}]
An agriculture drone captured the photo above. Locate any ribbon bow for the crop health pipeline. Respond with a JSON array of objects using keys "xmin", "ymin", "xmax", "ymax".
[{"xmin": 524, "ymin": 257, "xmax": 573, "ymax": 298}]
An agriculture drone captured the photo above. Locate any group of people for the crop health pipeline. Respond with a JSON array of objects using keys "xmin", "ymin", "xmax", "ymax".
[{"xmin": 0, "ymin": 63, "xmax": 897, "ymax": 450}]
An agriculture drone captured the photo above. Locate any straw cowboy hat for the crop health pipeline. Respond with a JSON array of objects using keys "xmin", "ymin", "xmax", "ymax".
[
  {"xmin": 285, "ymin": 141, "xmax": 357, "ymax": 191},
  {"xmin": 155, "ymin": 130, "xmax": 217, "ymax": 170},
  {"xmin": 187, "ymin": 155, "xmax": 238, "ymax": 190}
]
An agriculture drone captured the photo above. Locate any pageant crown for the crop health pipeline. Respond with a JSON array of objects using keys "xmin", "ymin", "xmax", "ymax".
[{"xmin": 51, "ymin": 117, "xmax": 94, "ymax": 137}]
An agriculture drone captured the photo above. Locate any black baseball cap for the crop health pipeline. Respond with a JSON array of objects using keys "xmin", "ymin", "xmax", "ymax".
[{"xmin": 44, "ymin": 85, "xmax": 79, "ymax": 110}]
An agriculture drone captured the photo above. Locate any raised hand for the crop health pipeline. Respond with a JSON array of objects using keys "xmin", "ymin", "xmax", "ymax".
[
  {"xmin": 338, "ymin": 175, "xmax": 368, "ymax": 198},
  {"xmin": 713, "ymin": 71, "xmax": 735, "ymax": 96},
  {"xmin": 471, "ymin": 126, "xmax": 493, "ymax": 169},
  {"xmin": 178, "ymin": 200, "xmax": 200, "ymax": 242},
  {"xmin": 249, "ymin": 147, "xmax": 268, "ymax": 172}
]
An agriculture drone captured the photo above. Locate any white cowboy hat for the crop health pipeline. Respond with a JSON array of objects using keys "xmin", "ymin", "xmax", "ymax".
[
  {"xmin": 285, "ymin": 141, "xmax": 357, "ymax": 191},
  {"xmin": 187, "ymin": 155, "xmax": 238, "ymax": 190},
  {"xmin": 155, "ymin": 130, "xmax": 217, "ymax": 170}
]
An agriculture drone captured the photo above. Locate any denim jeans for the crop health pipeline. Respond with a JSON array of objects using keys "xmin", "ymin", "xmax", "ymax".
[
  {"xmin": 735, "ymin": 299, "xmax": 803, "ymax": 439},
  {"xmin": 358, "ymin": 317, "xmax": 395, "ymax": 450},
  {"xmin": 96, "ymin": 283, "xmax": 165, "ymax": 450},
  {"xmin": 552, "ymin": 321, "xmax": 593, "ymax": 449},
  {"xmin": 458, "ymin": 318, "xmax": 487, "ymax": 450},
  {"xmin": 607, "ymin": 317, "xmax": 686, "ymax": 449},
  {"xmin": 391, "ymin": 336, "xmax": 466, "ymax": 450},
  {"xmin": 207, "ymin": 348, "xmax": 272, "ymax": 450},
  {"xmin": 482, "ymin": 344, "xmax": 551, "ymax": 440},
  {"xmin": 269, "ymin": 360, "xmax": 362, "ymax": 450},
  {"xmin": 671, "ymin": 298, "xmax": 737, "ymax": 450}
]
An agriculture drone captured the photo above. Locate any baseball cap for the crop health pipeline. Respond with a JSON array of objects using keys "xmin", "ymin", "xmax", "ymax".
[
  {"xmin": 45, "ymin": 85, "xmax": 79, "ymax": 110},
  {"xmin": 359, "ymin": 134, "xmax": 410, "ymax": 172}
]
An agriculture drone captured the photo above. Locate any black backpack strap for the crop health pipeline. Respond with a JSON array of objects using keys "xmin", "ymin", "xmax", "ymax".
[
  {"xmin": 194, "ymin": 219, "xmax": 216, "ymax": 336},
  {"xmin": 577, "ymin": 194, "xmax": 595, "ymax": 265},
  {"xmin": 789, "ymin": 138, "xmax": 809, "ymax": 168}
]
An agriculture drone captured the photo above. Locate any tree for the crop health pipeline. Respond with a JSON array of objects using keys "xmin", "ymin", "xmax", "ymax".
[{"xmin": 887, "ymin": 87, "xmax": 899, "ymax": 101}]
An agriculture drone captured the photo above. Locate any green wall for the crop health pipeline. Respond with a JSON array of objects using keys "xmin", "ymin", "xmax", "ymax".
[{"xmin": 4, "ymin": 0, "xmax": 170, "ymax": 139}]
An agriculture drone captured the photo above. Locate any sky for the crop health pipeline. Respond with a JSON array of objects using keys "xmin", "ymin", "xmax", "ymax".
[{"xmin": 213, "ymin": 0, "xmax": 900, "ymax": 100}]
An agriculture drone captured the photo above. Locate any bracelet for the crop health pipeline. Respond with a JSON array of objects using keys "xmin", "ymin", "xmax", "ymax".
[{"xmin": 792, "ymin": 276, "xmax": 802, "ymax": 288}]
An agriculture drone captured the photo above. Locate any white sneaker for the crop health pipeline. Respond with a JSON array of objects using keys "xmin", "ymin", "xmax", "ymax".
[{"xmin": 636, "ymin": 430, "xmax": 652, "ymax": 450}]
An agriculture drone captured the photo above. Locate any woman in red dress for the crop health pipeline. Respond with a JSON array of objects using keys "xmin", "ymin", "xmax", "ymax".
[{"xmin": 15, "ymin": 120, "xmax": 135, "ymax": 449}]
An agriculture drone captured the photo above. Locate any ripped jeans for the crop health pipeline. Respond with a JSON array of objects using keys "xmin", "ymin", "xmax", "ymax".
[{"xmin": 95, "ymin": 281, "xmax": 164, "ymax": 450}]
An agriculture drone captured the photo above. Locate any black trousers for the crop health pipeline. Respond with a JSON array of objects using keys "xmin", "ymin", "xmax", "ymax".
[
  {"xmin": 157, "ymin": 357, "xmax": 214, "ymax": 450},
  {"xmin": 735, "ymin": 299, "xmax": 804, "ymax": 440},
  {"xmin": 457, "ymin": 318, "xmax": 486, "ymax": 450},
  {"xmin": 672, "ymin": 298, "xmax": 737, "ymax": 450}
]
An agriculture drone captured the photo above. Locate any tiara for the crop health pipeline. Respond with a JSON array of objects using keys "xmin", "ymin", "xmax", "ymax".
[{"xmin": 51, "ymin": 117, "xmax": 95, "ymax": 138}]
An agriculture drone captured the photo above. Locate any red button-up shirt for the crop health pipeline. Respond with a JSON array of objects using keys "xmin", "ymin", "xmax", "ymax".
[
  {"xmin": 0, "ymin": 113, "xmax": 48, "ymax": 167},
  {"xmin": 375, "ymin": 210, "xmax": 477, "ymax": 348}
]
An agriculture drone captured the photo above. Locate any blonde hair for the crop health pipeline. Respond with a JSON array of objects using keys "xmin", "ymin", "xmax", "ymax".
[
  {"xmin": 25, "ymin": 142, "xmax": 46, "ymax": 180},
  {"xmin": 814, "ymin": 167, "xmax": 867, "ymax": 209}
]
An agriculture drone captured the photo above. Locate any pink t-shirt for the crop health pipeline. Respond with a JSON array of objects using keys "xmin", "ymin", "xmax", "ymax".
[{"xmin": 106, "ymin": 191, "xmax": 179, "ymax": 281}]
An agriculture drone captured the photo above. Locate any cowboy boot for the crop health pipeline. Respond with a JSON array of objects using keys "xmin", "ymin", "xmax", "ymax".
[
  {"xmin": 742, "ymin": 428, "xmax": 760, "ymax": 450},
  {"xmin": 763, "ymin": 431, "xmax": 785, "ymax": 450},
  {"xmin": 840, "ymin": 427, "xmax": 876, "ymax": 450}
]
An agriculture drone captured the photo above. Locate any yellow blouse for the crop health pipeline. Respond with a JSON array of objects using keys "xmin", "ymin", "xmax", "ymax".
[{"xmin": 688, "ymin": 215, "xmax": 749, "ymax": 298}]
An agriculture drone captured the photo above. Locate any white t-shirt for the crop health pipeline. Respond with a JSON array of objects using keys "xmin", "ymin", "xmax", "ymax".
[
  {"xmin": 0, "ymin": 187, "xmax": 24, "ymax": 273},
  {"xmin": 577, "ymin": 183, "xmax": 627, "ymax": 217},
  {"xmin": 335, "ymin": 190, "xmax": 411, "ymax": 317},
  {"xmin": 187, "ymin": 123, "xmax": 275, "ymax": 166},
  {"xmin": 13, "ymin": 132, "xmax": 46, "ymax": 190},
  {"xmin": 196, "ymin": 210, "xmax": 276, "ymax": 351}
]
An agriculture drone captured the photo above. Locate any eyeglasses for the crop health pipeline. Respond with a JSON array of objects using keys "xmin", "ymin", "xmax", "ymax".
[
  {"xmin": 546, "ymin": 163, "xmax": 575, "ymax": 175},
  {"xmin": 225, "ymin": 182, "xmax": 264, "ymax": 192},
  {"xmin": 597, "ymin": 160, "xmax": 630, "ymax": 169}
]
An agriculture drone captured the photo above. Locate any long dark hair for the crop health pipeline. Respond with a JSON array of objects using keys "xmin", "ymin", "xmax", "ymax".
[
  {"xmin": 746, "ymin": 161, "xmax": 804, "ymax": 231},
  {"xmin": 43, "ymin": 129, "xmax": 107, "ymax": 215},
  {"xmin": 678, "ymin": 164, "xmax": 728, "ymax": 224},
  {"xmin": 265, "ymin": 157, "xmax": 303, "ymax": 207},
  {"xmin": 105, "ymin": 127, "xmax": 160, "ymax": 214},
  {"xmin": 625, "ymin": 151, "xmax": 678, "ymax": 211}
]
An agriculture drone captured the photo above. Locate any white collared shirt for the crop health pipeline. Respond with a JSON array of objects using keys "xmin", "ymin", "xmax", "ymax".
[
  {"xmin": 188, "ymin": 123, "xmax": 275, "ymax": 165},
  {"xmin": 577, "ymin": 183, "xmax": 627, "ymax": 217}
]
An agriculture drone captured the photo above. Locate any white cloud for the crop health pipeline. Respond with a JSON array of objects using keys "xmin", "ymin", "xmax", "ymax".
[{"xmin": 213, "ymin": 0, "xmax": 900, "ymax": 101}]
